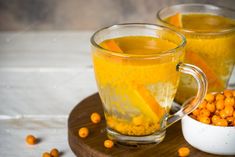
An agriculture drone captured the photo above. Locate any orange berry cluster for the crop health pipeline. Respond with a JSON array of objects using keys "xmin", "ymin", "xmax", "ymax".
[
  {"xmin": 78, "ymin": 112, "xmax": 114, "ymax": 148},
  {"xmin": 190, "ymin": 89, "xmax": 235, "ymax": 127},
  {"xmin": 42, "ymin": 148, "xmax": 59, "ymax": 157},
  {"xmin": 25, "ymin": 135, "xmax": 60, "ymax": 157},
  {"xmin": 78, "ymin": 112, "xmax": 101, "ymax": 138}
]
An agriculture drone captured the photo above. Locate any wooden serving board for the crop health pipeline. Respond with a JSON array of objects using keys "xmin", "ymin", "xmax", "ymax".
[{"xmin": 68, "ymin": 93, "xmax": 231, "ymax": 157}]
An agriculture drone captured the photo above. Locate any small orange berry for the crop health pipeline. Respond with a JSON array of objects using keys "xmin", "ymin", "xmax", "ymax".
[
  {"xmin": 224, "ymin": 106, "xmax": 234, "ymax": 117},
  {"xmin": 198, "ymin": 100, "xmax": 207, "ymax": 109},
  {"xmin": 26, "ymin": 135, "xmax": 37, "ymax": 145},
  {"xmin": 42, "ymin": 152, "xmax": 51, "ymax": 157},
  {"xmin": 216, "ymin": 93, "xmax": 225, "ymax": 101},
  {"xmin": 104, "ymin": 139, "xmax": 114, "ymax": 148},
  {"xmin": 233, "ymin": 111, "xmax": 235, "ymax": 118},
  {"xmin": 220, "ymin": 110, "xmax": 228, "ymax": 119},
  {"xmin": 90, "ymin": 112, "xmax": 101, "ymax": 124},
  {"xmin": 212, "ymin": 115, "xmax": 220, "ymax": 125},
  {"xmin": 206, "ymin": 103, "xmax": 216, "ymax": 113},
  {"xmin": 216, "ymin": 100, "xmax": 225, "ymax": 110},
  {"xmin": 192, "ymin": 109, "xmax": 200, "ymax": 116},
  {"xmin": 224, "ymin": 90, "xmax": 233, "ymax": 98},
  {"xmin": 200, "ymin": 109, "xmax": 210, "ymax": 117},
  {"xmin": 205, "ymin": 93, "xmax": 214, "ymax": 103},
  {"xmin": 50, "ymin": 148, "xmax": 59, "ymax": 157},
  {"xmin": 198, "ymin": 116, "xmax": 211, "ymax": 124},
  {"xmin": 178, "ymin": 147, "xmax": 190, "ymax": 157},
  {"xmin": 215, "ymin": 119, "xmax": 228, "ymax": 127},
  {"xmin": 78, "ymin": 127, "xmax": 89, "ymax": 138},
  {"xmin": 224, "ymin": 97, "xmax": 234, "ymax": 107}
]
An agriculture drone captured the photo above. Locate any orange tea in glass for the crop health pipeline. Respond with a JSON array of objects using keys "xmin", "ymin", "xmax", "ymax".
[
  {"xmin": 157, "ymin": 4, "xmax": 235, "ymax": 103},
  {"xmin": 91, "ymin": 24, "xmax": 207, "ymax": 145}
]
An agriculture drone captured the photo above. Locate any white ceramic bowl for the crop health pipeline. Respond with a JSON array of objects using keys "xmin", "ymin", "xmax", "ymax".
[{"xmin": 182, "ymin": 114, "xmax": 235, "ymax": 155}]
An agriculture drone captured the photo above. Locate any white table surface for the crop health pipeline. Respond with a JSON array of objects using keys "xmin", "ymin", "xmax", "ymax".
[
  {"xmin": 0, "ymin": 31, "xmax": 234, "ymax": 157},
  {"xmin": 0, "ymin": 31, "xmax": 97, "ymax": 157}
]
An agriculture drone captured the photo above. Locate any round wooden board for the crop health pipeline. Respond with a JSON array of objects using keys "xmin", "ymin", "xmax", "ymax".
[{"xmin": 68, "ymin": 93, "xmax": 230, "ymax": 157}]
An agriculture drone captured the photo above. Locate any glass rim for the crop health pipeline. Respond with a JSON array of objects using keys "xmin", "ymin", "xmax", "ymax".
[
  {"xmin": 90, "ymin": 23, "xmax": 186, "ymax": 59},
  {"xmin": 156, "ymin": 3, "xmax": 235, "ymax": 35}
]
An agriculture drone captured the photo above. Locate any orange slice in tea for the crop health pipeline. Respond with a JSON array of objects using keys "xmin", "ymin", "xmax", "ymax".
[
  {"xmin": 100, "ymin": 39, "xmax": 123, "ymax": 63},
  {"xmin": 168, "ymin": 13, "xmax": 183, "ymax": 28},
  {"xmin": 133, "ymin": 84, "xmax": 165, "ymax": 122},
  {"xmin": 186, "ymin": 51, "xmax": 224, "ymax": 89},
  {"xmin": 102, "ymin": 40, "xmax": 123, "ymax": 53},
  {"xmin": 134, "ymin": 84, "xmax": 165, "ymax": 120},
  {"xmin": 114, "ymin": 85, "xmax": 161, "ymax": 122}
]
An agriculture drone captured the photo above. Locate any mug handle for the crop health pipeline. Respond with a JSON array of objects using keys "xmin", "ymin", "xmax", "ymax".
[{"xmin": 166, "ymin": 62, "xmax": 208, "ymax": 128}]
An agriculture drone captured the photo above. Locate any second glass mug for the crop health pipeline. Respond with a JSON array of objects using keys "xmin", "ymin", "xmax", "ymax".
[
  {"xmin": 91, "ymin": 23, "xmax": 208, "ymax": 145},
  {"xmin": 157, "ymin": 4, "xmax": 235, "ymax": 104}
]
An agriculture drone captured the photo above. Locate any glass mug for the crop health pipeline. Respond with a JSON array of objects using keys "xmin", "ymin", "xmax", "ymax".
[
  {"xmin": 157, "ymin": 4, "xmax": 235, "ymax": 104},
  {"xmin": 91, "ymin": 24, "xmax": 208, "ymax": 145}
]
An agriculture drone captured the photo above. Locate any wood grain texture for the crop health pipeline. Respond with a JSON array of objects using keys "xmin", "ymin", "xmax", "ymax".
[{"xmin": 68, "ymin": 93, "xmax": 232, "ymax": 157}]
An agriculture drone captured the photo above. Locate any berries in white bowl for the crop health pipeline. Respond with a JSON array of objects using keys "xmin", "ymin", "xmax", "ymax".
[{"xmin": 181, "ymin": 90, "xmax": 235, "ymax": 155}]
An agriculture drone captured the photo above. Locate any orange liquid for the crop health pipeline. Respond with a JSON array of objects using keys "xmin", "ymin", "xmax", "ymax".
[
  {"xmin": 92, "ymin": 36, "xmax": 183, "ymax": 135},
  {"xmin": 167, "ymin": 14, "xmax": 235, "ymax": 103}
]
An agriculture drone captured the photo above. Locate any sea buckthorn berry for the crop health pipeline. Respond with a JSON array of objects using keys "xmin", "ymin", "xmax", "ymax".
[
  {"xmin": 216, "ymin": 100, "xmax": 225, "ymax": 110},
  {"xmin": 198, "ymin": 100, "xmax": 207, "ymax": 109},
  {"xmin": 216, "ymin": 93, "xmax": 225, "ymax": 101},
  {"xmin": 206, "ymin": 103, "xmax": 216, "ymax": 113},
  {"xmin": 215, "ymin": 119, "xmax": 228, "ymax": 127},
  {"xmin": 192, "ymin": 109, "xmax": 200, "ymax": 116},
  {"xmin": 42, "ymin": 152, "xmax": 51, "ymax": 157},
  {"xmin": 50, "ymin": 148, "xmax": 59, "ymax": 157},
  {"xmin": 104, "ymin": 140, "xmax": 114, "ymax": 148},
  {"xmin": 26, "ymin": 135, "xmax": 37, "ymax": 145},
  {"xmin": 205, "ymin": 93, "xmax": 214, "ymax": 103},
  {"xmin": 224, "ymin": 90, "xmax": 233, "ymax": 98},
  {"xmin": 224, "ymin": 97, "xmax": 234, "ymax": 107},
  {"xmin": 199, "ymin": 109, "xmax": 210, "ymax": 117},
  {"xmin": 90, "ymin": 112, "xmax": 101, "ymax": 124},
  {"xmin": 78, "ymin": 127, "xmax": 89, "ymax": 138},
  {"xmin": 198, "ymin": 116, "xmax": 211, "ymax": 124},
  {"xmin": 178, "ymin": 147, "xmax": 190, "ymax": 157},
  {"xmin": 220, "ymin": 110, "xmax": 228, "ymax": 119},
  {"xmin": 189, "ymin": 91, "xmax": 235, "ymax": 127},
  {"xmin": 224, "ymin": 106, "xmax": 234, "ymax": 117},
  {"xmin": 212, "ymin": 115, "xmax": 220, "ymax": 125}
]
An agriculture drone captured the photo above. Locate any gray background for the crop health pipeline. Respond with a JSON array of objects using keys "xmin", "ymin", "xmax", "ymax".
[{"xmin": 0, "ymin": 0, "xmax": 235, "ymax": 31}]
